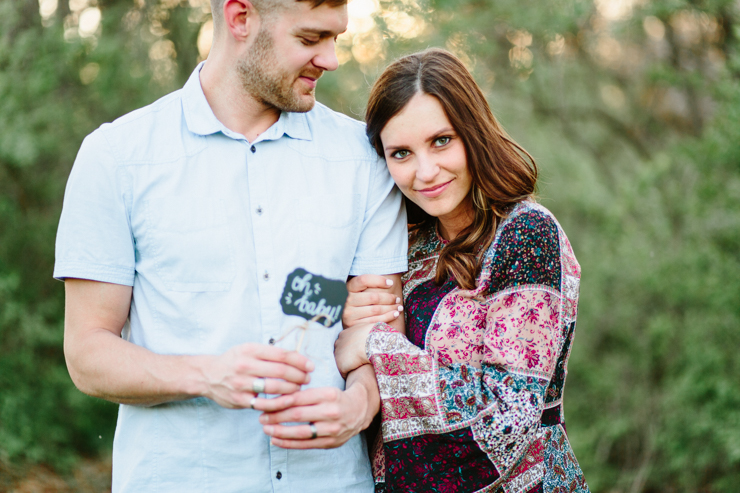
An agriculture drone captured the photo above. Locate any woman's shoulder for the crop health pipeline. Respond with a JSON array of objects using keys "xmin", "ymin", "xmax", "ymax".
[{"xmin": 481, "ymin": 201, "xmax": 568, "ymax": 293}]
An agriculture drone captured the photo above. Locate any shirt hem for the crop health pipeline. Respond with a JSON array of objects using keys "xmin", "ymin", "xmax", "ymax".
[
  {"xmin": 53, "ymin": 261, "xmax": 135, "ymax": 286},
  {"xmin": 349, "ymin": 257, "xmax": 408, "ymax": 276}
]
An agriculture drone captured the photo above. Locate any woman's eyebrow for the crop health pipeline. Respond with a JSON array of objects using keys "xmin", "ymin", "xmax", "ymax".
[{"xmin": 427, "ymin": 127, "xmax": 455, "ymax": 141}]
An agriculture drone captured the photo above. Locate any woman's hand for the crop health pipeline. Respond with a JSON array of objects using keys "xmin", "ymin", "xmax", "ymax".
[
  {"xmin": 334, "ymin": 323, "xmax": 375, "ymax": 378},
  {"xmin": 343, "ymin": 275, "xmax": 404, "ymax": 329}
]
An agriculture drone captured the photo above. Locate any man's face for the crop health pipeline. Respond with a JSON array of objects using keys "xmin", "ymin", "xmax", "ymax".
[{"xmin": 237, "ymin": 2, "xmax": 348, "ymax": 113}]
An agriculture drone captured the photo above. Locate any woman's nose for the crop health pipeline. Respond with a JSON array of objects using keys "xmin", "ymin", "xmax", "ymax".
[{"xmin": 415, "ymin": 153, "xmax": 440, "ymax": 182}]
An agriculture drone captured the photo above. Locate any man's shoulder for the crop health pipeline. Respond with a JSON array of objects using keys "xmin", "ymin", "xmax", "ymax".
[
  {"xmin": 302, "ymin": 103, "xmax": 377, "ymax": 162},
  {"xmin": 86, "ymin": 89, "xmax": 191, "ymax": 165}
]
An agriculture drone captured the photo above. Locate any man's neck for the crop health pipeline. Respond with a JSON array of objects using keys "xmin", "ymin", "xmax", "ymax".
[{"xmin": 199, "ymin": 55, "xmax": 280, "ymax": 143}]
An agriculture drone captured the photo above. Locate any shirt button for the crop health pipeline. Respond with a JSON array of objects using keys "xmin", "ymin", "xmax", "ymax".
[
  {"xmin": 268, "ymin": 338, "xmax": 275, "ymax": 345},
  {"xmin": 251, "ymin": 145, "xmax": 256, "ymax": 153},
  {"xmin": 263, "ymin": 272, "xmax": 269, "ymax": 281},
  {"xmin": 276, "ymin": 471, "xmax": 282, "ymax": 480},
  {"xmin": 256, "ymin": 206, "xmax": 263, "ymax": 215}
]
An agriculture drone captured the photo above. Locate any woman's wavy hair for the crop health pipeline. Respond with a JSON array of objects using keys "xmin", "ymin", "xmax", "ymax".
[{"xmin": 366, "ymin": 48, "xmax": 538, "ymax": 290}]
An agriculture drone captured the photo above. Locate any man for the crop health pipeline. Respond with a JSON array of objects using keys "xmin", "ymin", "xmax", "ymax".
[{"xmin": 54, "ymin": 0, "xmax": 407, "ymax": 490}]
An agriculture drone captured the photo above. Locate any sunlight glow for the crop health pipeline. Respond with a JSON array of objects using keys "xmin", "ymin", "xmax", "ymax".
[
  {"xmin": 347, "ymin": 0, "xmax": 378, "ymax": 35},
  {"xmin": 38, "ymin": 0, "xmax": 58, "ymax": 21},
  {"xmin": 78, "ymin": 7, "xmax": 101, "ymax": 37},
  {"xmin": 595, "ymin": 0, "xmax": 643, "ymax": 21},
  {"xmin": 197, "ymin": 19, "xmax": 213, "ymax": 60}
]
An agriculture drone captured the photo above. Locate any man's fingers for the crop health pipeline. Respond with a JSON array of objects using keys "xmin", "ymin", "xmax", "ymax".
[
  {"xmin": 347, "ymin": 274, "xmax": 394, "ymax": 293},
  {"xmin": 252, "ymin": 360, "xmax": 312, "ymax": 385},
  {"xmin": 245, "ymin": 345, "xmax": 315, "ymax": 373},
  {"xmin": 259, "ymin": 387, "xmax": 339, "ymax": 423},
  {"xmin": 252, "ymin": 394, "xmax": 295, "ymax": 413},
  {"xmin": 263, "ymin": 423, "xmax": 318, "ymax": 440},
  {"xmin": 269, "ymin": 437, "xmax": 338, "ymax": 449},
  {"xmin": 254, "ymin": 378, "xmax": 303, "ymax": 396}
]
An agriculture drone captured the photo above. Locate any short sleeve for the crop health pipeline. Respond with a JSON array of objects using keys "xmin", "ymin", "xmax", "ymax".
[
  {"xmin": 53, "ymin": 129, "xmax": 135, "ymax": 286},
  {"xmin": 349, "ymin": 155, "xmax": 408, "ymax": 276}
]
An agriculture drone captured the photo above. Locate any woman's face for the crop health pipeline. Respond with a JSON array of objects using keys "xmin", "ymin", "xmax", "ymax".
[{"xmin": 380, "ymin": 93, "xmax": 473, "ymax": 239}]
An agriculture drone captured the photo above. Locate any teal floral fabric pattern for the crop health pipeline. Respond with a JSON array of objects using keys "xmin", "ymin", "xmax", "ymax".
[{"xmin": 366, "ymin": 201, "xmax": 589, "ymax": 493}]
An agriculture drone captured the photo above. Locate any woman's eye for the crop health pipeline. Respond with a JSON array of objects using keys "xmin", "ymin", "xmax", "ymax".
[
  {"xmin": 433, "ymin": 136, "xmax": 451, "ymax": 147},
  {"xmin": 391, "ymin": 150, "xmax": 410, "ymax": 159}
]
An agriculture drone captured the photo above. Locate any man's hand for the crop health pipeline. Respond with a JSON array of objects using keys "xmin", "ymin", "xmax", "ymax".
[
  {"xmin": 343, "ymin": 274, "xmax": 405, "ymax": 330},
  {"xmin": 254, "ymin": 365, "xmax": 379, "ymax": 449},
  {"xmin": 200, "ymin": 344, "xmax": 314, "ymax": 409}
]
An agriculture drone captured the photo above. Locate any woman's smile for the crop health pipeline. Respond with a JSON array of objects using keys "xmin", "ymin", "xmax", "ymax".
[{"xmin": 416, "ymin": 179, "xmax": 454, "ymax": 197}]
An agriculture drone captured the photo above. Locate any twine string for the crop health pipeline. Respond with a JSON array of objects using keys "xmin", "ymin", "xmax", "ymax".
[{"xmin": 274, "ymin": 313, "xmax": 335, "ymax": 353}]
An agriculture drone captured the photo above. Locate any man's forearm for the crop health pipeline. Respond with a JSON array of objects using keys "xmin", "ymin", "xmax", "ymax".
[{"xmin": 65, "ymin": 327, "xmax": 210, "ymax": 406}]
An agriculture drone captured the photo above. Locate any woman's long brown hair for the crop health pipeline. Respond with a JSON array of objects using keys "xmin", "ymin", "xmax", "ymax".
[{"xmin": 366, "ymin": 48, "xmax": 538, "ymax": 290}]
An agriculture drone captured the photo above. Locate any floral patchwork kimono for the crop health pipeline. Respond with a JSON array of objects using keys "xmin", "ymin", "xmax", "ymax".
[{"xmin": 367, "ymin": 201, "xmax": 589, "ymax": 493}]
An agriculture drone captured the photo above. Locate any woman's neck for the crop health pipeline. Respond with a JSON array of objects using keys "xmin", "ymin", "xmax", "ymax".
[{"xmin": 437, "ymin": 204, "xmax": 475, "ymax": 241}]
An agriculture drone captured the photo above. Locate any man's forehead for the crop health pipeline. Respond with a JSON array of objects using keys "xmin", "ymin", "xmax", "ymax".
[{"xmin": 280, "ymin": 2, "xmax": 348, "ymax": 34}]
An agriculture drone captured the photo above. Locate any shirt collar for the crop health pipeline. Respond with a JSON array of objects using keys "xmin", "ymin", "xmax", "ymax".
[{"xmin": 182, "ymin": 62, "xmax": 313, "ymax": 142}]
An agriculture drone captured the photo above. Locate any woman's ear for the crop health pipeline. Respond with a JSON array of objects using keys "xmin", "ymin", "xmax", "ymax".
[{"xmin": 223, "ymin": 0, "xmax": 257, "ymax": 42}]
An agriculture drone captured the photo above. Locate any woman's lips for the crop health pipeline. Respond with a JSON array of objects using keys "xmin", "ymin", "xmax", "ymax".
[{"xmin": 417, "ymin": 180, "xmax": 452, "ymax": 198}]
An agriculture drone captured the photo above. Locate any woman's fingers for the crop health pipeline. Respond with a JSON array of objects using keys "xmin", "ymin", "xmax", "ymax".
[
  {"xmin": 345, "ymin": 291, "xmax": 400, "ymax": 307},
  {"xmin": 347, "ymin": 274, "xmax": 395, "ymax": 293},
  {"xmin": 345, "ymin": 303, "xmax": 401, "ymax": 321}
]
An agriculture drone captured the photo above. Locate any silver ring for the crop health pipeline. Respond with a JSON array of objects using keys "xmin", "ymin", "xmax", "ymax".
[
  {"xmin": 252, "ymin": 377, "xmax": 266, "ymax": 394},
  {"xmin": 249, "ymin": 397, "xmax": 257, "ymax": 410},
  {"xmin": 309, "ymin": 422, "xmax": 318, "ymax": 440}
]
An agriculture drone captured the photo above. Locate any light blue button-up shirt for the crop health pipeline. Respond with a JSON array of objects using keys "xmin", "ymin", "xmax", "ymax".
[{"xmin": 54, "ymin": 63, "xmax": 408, "ymax": 492}]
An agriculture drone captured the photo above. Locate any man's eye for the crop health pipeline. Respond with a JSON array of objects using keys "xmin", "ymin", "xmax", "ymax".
[
  {"xmin": 434, "ymin": 136, "xmax": 451, "ymax": 147},
  {"xmin": 301, "ymin": 38, "xmax": 319, "ymax": 45},
  {"xmin": 390, "ymin": 150, "xmax": 410, "ymax": 159}
]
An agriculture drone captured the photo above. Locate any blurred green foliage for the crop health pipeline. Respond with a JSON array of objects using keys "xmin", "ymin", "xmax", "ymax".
[{"xmin": 1, "ymin": 0, "xmax": 739, "ymax": 490}]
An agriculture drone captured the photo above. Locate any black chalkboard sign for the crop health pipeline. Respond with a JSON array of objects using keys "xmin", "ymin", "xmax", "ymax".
[{"xmin": 280, "ymin": 268, "xmax": 348, "ymax": 326}]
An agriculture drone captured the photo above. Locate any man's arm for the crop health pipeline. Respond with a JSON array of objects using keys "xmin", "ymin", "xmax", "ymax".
[
  {"xmin": 64, "ymin": 278, "xmax": 314, "ymax": 408},
  {"xmin": 256, "ymin": 272, "xmax": 403, "ymax": 449}
]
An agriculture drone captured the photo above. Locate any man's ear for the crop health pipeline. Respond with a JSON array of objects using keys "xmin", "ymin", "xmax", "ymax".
[{"xmin": 223, "ymin": 0, "xmax": 257, "ymax": 41}]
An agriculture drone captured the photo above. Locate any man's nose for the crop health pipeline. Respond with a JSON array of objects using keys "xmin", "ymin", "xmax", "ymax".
[{"xmin": 313, "ymin": 39, "xmax": 339, "ymax": 72}]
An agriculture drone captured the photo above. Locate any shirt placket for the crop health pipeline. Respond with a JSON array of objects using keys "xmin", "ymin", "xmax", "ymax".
[{"xmin": 244, "ymin": 140, "xmax": 290, "ymax": 491}]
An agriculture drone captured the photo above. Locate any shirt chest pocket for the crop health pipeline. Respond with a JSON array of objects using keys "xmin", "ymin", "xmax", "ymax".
[
  {"xmin": 297, "ymin": 194, "xmax": 360, "ymax": 277},
  {"xmin": 144, "ymin": 196, "xmax": 235, "ymax": 292}
]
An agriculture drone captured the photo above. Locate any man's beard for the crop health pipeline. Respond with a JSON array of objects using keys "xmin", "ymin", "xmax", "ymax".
[{"xmin": 237, "ymin": 27, "xmax": 319, "ymax": 113}]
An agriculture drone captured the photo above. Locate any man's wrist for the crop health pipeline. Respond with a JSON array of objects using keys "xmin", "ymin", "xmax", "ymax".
[{"xmin": 180, "ymin": 354, "xmax": 214, "ymax": 399}]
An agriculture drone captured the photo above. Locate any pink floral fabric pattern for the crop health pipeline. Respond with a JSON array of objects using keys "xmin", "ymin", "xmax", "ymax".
[{"xmin": 366, "ymin": 202, "xmax": 589, "ymax": 493}]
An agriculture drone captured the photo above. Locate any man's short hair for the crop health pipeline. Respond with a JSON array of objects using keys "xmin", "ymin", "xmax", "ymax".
[{"xmin": 210, "ymin": 0, "xmax": 348, "ymax": 32}]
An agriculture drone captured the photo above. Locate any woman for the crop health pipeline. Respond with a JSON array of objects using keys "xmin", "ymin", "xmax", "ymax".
[{"xmin": 335, "ymin": 48, "xmax": 589, "ymax": 493}]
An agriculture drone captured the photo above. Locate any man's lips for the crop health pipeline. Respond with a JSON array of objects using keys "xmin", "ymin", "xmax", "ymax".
[
  {"xmin": 299, "ymin": 76, "xmax": 317, "ymax": 89},
  {"xmin": 416, "ymin": 180, "xmax": 453, "ymax": 198},
  {"xmin": 299, "ymin": 71, "xmax": 322, "ymax": 89}
]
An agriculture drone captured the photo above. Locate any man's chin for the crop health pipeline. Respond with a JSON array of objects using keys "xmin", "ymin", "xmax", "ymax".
[{"xmin": 290, "ymin": 93, "xmax": 316, "ymax": 113}]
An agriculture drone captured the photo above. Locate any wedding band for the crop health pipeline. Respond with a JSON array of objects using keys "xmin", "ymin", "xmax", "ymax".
[
  {"xmin": 252, "ymin": 377, "xmax": 266, "ymax": 394},
  {"xmin": 249, "ymin": 397, "xmax": 257, "ymax": 410},
  {"xmin": 309, "ymin": 422, "xmax": 318, "ymax": 440}
]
